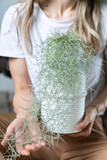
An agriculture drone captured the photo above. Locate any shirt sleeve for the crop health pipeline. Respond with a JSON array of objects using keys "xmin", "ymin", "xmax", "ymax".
[{"xmin": 0, "ymin": 4, "xmax": 25, "ymax": 58}]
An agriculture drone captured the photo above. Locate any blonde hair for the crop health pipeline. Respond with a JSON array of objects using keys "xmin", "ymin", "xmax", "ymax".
[{"xmin": 16, "ymin": 0, "xmax": 102, "ymax": 55}]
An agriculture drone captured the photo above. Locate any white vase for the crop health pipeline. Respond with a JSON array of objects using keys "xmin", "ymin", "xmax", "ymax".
[{"xmin": 41, "ymin": 72, "xmax": 87, "ymax": 134}]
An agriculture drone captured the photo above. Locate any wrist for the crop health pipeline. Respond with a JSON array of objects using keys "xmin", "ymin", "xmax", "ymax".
[
  {"xmin": 16, "ymin": 110, "xmax": 29, "ymax": 118},
  {"xmin": 87, "ymin": 103, "xmax": 99, "ymax": 115}
]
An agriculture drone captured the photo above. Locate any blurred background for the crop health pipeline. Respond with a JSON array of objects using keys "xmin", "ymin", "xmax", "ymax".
[{"xmin": 0, "ymin": 0, "xmax": 17, "ymax": 113}]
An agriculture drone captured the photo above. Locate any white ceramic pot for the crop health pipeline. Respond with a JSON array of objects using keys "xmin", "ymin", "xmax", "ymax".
[{"xmin": 41, "ymin": 72, "xmax": 87, "ymax": 134}]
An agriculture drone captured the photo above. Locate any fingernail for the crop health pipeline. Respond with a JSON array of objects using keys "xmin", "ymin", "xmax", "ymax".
[
  {"xmin": 76, "ymin": 126, "xmax": 80, "ymax": 130},
  {"xmin": 22, "ymin": 151, "xmax": 30, "ymax": 156},
  {"xmin": 41, "ymin": 142, "xmax": 45, "ymax": 146},
  {"xmin": 1, "ymin": 141, "xmax": 5, "ymax": 147},
  {"xmin": 36, "ymin": 144, "xmax": 40, "ymax": 148},
  {"xmin": 25, "ymin": 153, "xmax": 29, "ymax": 156},
  {"xmin": 76, "ymin": 128, "xmax": 80, "ymax": 131}
]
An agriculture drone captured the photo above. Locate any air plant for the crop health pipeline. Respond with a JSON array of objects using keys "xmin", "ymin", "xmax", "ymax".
[
  {"xmin": 0, "ymin": 29, "xmax": 95, "ymax": 159},
  {"xmin": 30, "ymin": 29, "xmax": 95, "ymax": 133}
]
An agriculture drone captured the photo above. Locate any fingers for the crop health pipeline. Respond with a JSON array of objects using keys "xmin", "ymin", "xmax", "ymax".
[
  {"xmin": 14, "ymin": 128, "xmax": 30, "ymax": 156},
  {"xmin": 20, "ymin": 149, "xmax": 30, "ymax": 156},
  {"xmin": 76, "ymin": 114, "xmax": 91, "ymax": 131},
  {"xmin": 1, "ymin": 118, "xmax": 46, "ymax": 157},
  {"xmin": 20, "ymin": 142, "xmax": 46, "ymax": 156},
  {"xmin": 24, "ymin": 142, "xmax": 45, "ymax": 152},
  {"xmin": 15, "ymin": 128, "xmax": 46, "ymax": 156},
  {"xmin": 76, "ymin": 119, "xmax": 89, "ymax": 131},
  {"xmin": 69, "ymin": 123, "xmax": 92, "ymax": 137},
  {"xmin": 23, "ymin": 129, "xmax": 46, "ymax": 152},
  {"xmin": 24, "ymin": 144, "xmax": 37, "ymax": 151},
  {"xmin": 76, "ymin": 104, "xmax": 97, "ymax": 132},
  {"xmin": 67, "ymin": 111, "xmax": 96, "ymax": 137},
  {"xmin": 15, "ymin": 135, "xmax": 30, "ymax": 156},
  {"xmin": 23, "ymin": 124, "xmax": 46, "ymax": 153},
  {"xmin": 1, "ymin": 125, "xmax": 14, "ymax": 147}
]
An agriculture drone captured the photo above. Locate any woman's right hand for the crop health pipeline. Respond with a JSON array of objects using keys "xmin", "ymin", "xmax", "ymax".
[
  {"xmin": 2, "ymin": 58, "xmax": 46, "ymax": 156},
  {"xmin": 1, "ymin": 117, "xmax": 46, "ymax": 156}
]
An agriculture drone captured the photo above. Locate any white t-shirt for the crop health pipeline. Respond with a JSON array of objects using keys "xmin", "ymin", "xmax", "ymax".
[{"xmin": 0, "ymin": 2, "xmax": 107, "ymax": 116}]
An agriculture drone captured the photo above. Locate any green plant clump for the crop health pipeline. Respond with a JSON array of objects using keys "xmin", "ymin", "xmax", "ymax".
[
  {"xmin": 29, "ymin": 29, "xmax": 95, "ymax": 133},
  {"xmin": 32, "ymin": 29, "xmax": 94, "ymax": 99},
  {"xmin": 0, "ymin": 29, "xmax": 95, "ymax": 160}
]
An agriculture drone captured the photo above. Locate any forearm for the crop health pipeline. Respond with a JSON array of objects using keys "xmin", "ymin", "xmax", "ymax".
[
  {"xmin": 89, "ymin": 85, "xmax": 107, "ymax": 114},
  {"xmin": 13, "ymin": 88, "xmax": 35, "ymax": 118}
]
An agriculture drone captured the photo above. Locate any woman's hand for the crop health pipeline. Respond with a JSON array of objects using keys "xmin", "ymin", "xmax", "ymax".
[
  {"xmin": 68, "ymin": 105, "xmax": 98, "ymax": 137},
  {"xmin": 1, "ymin": 117, "xmax": 46, "ymax": 156}
]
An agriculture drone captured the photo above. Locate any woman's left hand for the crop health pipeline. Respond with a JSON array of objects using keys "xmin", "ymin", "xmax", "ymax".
[{"xmin": 68, "ymin": 105, "xmax": 98, "ymax": 137}]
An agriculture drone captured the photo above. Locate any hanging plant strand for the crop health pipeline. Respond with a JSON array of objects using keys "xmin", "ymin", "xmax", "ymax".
[{"xmin": 0, "ymin": 30, "xmax": 96, "ymax": 160}]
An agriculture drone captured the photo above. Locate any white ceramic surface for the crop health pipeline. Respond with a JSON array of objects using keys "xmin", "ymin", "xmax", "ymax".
[{"xmin": 41, "ymin": 73, "xmax": 87, "ymax": 134}]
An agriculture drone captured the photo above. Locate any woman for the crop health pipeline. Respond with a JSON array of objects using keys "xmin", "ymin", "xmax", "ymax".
[{"xmin": 0, "ymin": 0, "xmax": 107, "ymax": 159}]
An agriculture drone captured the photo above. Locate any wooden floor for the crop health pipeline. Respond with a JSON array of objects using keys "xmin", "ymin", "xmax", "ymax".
[
  {"xmin": 0, "ymin": 92, "xmax": 14, "ymax": 113},
  {"xmin": 0, "ymin": 91, "xmax": 15, "ymax": 122}
]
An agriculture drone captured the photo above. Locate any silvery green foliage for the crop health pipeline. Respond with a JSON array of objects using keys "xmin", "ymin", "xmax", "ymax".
[
  {"xmin": 0, "ymin": 29, "xmax": 95, "ymax": 160},
  {"xmin": 32, "ymin": 30, "xmax": 94, "ymax": 101},
  {"xmin": 32, "ymin": 30, "xmax": 94, "ymax": 99},
  {"xmin": 30, "ymin": 29, "xmax": 95, "ymax": 133}
]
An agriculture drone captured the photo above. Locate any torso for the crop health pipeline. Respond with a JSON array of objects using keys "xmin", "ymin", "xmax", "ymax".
[{"xmin": 22, "ymin": 2, "xmax": 107, "ymax": 116}]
